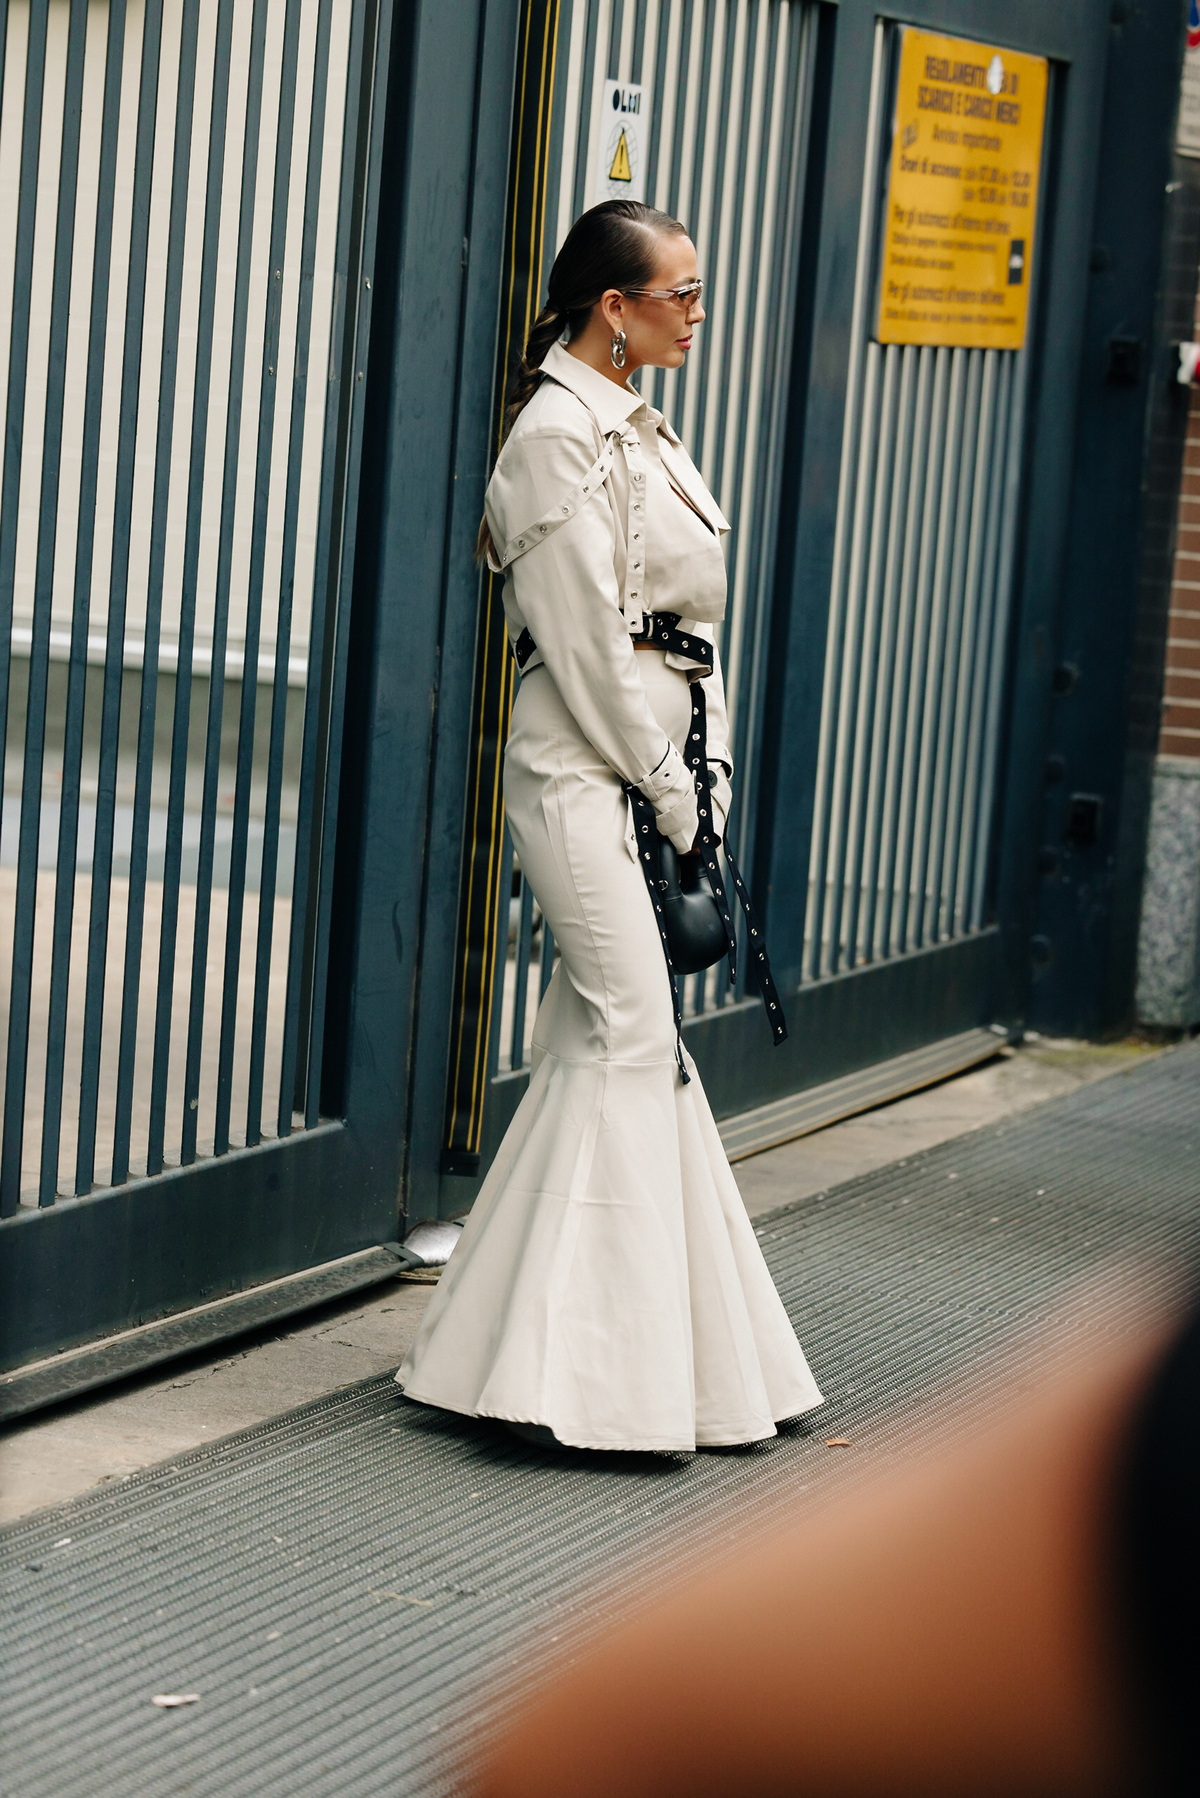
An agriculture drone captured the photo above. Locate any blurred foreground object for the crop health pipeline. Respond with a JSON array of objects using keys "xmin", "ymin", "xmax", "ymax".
[{"xmin": 475, "ymin": 1305, "xmax": 1199, "ymax": 1797}]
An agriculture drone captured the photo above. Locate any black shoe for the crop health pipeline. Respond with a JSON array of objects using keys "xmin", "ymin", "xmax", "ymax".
[{"xmin": 504, "ymin": 1420, "xmax": 560, "ymax": 1448}]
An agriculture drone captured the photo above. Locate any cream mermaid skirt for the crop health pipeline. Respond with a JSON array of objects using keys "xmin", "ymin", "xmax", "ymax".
[{"xmin": 397, "ymin": 653, "xmax": 823, "ymax": 1450}]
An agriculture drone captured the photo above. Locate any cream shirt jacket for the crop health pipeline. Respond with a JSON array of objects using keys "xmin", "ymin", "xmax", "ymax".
[{"xmin": 484, "ymin": 341, "xmax": 734, "ymax": 855}]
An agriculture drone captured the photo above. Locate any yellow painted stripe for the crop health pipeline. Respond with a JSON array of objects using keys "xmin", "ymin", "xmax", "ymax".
[{"xmin": 447, "ymin": 2, "xmax": 562, "ymax": 1154}]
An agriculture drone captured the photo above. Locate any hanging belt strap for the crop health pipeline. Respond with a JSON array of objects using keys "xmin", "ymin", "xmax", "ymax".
[{"xmin": 684, "ymin": 680, "xmax": 788, "ymax": 1047}]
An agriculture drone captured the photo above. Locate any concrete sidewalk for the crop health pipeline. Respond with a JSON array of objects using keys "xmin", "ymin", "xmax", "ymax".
[
  {"xmin": 0, "ymin": 1032, "xmax": 1159, "ymax": 1524},
  {"xmin": 1, "ymin": 1036, "xmax": 1194, "ymax": 1798}
]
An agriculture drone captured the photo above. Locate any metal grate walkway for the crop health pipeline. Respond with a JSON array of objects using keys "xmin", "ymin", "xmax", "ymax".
[{"xmin": 2, "ymin": 1041, "xmax": 1198, "ymax": 1798}]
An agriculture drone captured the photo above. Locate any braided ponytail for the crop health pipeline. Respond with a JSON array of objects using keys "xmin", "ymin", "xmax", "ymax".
[
  {"xmin": 504, "ymin": 303, "xmax": 567, "ymax": 434},
  {"xmin": 477, "ymin": 200, "xmax": 687, "ymax": 565}
]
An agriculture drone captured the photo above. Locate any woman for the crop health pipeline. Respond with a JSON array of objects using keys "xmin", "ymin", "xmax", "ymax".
[{"xmin": 398, "ymin": 201, "xmax": 823, "ymax": 1451}]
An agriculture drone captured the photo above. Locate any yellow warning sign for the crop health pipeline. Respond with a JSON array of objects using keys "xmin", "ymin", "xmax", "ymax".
[
  {"xmin": 877, "ymin": 28, "xmax": 1048, "ymax": 351},
  {"xmin": 608, "ymin": 128, "xmax": 632, "ymax": 184}
]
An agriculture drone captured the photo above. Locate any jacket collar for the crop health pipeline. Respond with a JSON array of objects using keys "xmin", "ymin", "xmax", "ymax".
[
  {"xmin": 541, "ymin": 342, "xmax": 729, "ymax": 534},
  {"xmin": 541, "ymin": 341, "xmax": 647, "ymax": 433}
]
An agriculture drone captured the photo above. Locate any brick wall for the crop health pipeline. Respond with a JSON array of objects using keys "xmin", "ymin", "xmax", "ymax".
[{"xmin": 1163, "ymin": 292, "xmax": 1200, "ymax": 757}]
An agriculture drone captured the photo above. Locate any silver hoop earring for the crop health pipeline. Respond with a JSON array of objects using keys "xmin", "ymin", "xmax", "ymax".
[{"xmin": 610, "ymin": 330, "xmax": 627, "ymax": 370}]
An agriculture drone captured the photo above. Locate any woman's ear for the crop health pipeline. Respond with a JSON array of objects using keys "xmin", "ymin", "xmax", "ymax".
[{"xmin": 597, "ymin": 287, "xmax": 625, "ymax": 335}]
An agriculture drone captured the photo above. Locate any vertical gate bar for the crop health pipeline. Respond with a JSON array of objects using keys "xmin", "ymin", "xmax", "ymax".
[
  {"xmin": 648, "ymin": 0, "xmax": 691, "ymax": 419},
  {"xmin": 824, "ymin": 342, "xmax": 882, "ymax": 973},
  {"xmin": 806, "ymin": 343, "xmax": 876, "ymax": 978},
  {"xmin": 0, "ymin": 0, "xmax": 51, "ymax": 1215},
  {"xmin": 0, "ymin": 0, "xmax": 9, "ymax": 139},
  {"xmin": 246, "ymin": 0, "xmax": 334, "ymax": 1148},
  {"xmin": 670, "ymin": 0, "xmax": 718, "ymax": 444},
  {"xmin": 45, "ymin": 0, "xmax": 127, "ymax": 1199},
  {"xmin": 144, "ymin": 0, "xmax": 233, "ymax": 1177},
  {"xmin": 805, "ymin": 20, "xmax": 886, "ymax": 980},
  {"xmin": 179, "ymin": 0, "xmax": 270, "ymax": 1168},
  {"xmin": 878, "ymin": 344, "xmax": 933, "ymax": 956},
  {"xmin": 663, "ymin": 0, "xmax": 695, "ymax": 235},
  {"xmin": 641, "ymin": 0, "xmax": 671, "ymax": 215},
  {"xmin": 606, "ymin": 0, "xmax": 624, "ymax": 77},
  {"xmin": 916, "ymin": 349, "xmax": 974, "ymax": 944},
  {"xmin": 109, "ymin": 0, "xmax": 205, "ymax": 1185},
  {"xmin": 970, "ymin": 349, "xmax": 1028, "ymax": 929},
  {"xmin": 895, "ymin": 346, "xmax": 951, "ymax": 953},
  {"xmin": 0, "ymin": 0, "xmax": 85, "ymax": 1211},
  {"xmin": 910, "ymin": 348, "xmax": 966, "ymax": 948},
  {"xmin": 303, "ymin": 0, "xmax": 396, "ymax": 1127},
  {"xmin": 0, "ymin": 0, "xmax": 49, "ymax": 865},
  {"xmin": 569, "ymin": 0, "xmax": 603, "ymax": 225},
  {"xmin": 688, "ymin": 2, "xmax": 739, "ymax": 477},
  {"xmin": 959, "ymin": 353, "xmax": 1013, "ymax": 931},
  {"xmin": 278, "ymin": 0, "xmax": 377, "ymax": 1134},
  {"xmin": 941, "ymin": 349, "xmax": 998, "ymax": 936},
  {"xmin": 74, "ymin": 0, "xmax": 166, "ymax": 1195},
  {"xmin": 509, "ymin": 874, "xmax": 534, "ymax": 1070},
  {"xmin": 861, "ymin": 342, "xmax": 917, "ymax": 963},
  {"xmin": 629, "ymin": 0, "xmax": 651, "ymax": 99},
  {"xmin": 842, "ymin": 344, "xmax": 901, "ymax": 968},
  {"xmin": 0, "ymin": 0, "xmax": 40, "ymax": 893},
  {"xmin": 728, "ymin": 5, "xmax": 814, "ymax": 955},
  {"xmin": 712, "ymin": 3, "xmax": 776, "ymax": 711},
  {"xmin": 923, "ymin": 349, "xmax": 982, "ymax": 942},
  {"xmin": 213, "ymin": 0, "xmax": 304, "ymax": 1158}
]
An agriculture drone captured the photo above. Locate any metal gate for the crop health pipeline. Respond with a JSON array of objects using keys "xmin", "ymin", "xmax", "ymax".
[
  {"xmin": 806, "ymin": 21, "xmax": 1034, "ymax": 978},
  {"xmin": 439, "ymin": 0, "xmax": 1114, "ymax": 1202},
  {"xmin": 0, "ymin": 0, "xmax": 400, "ymax": 1380}
]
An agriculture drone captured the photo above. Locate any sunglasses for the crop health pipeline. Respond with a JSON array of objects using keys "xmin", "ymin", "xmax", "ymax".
[{"xmin": 622, "ymin": 280, "xmax": 705, "ymax": 307}]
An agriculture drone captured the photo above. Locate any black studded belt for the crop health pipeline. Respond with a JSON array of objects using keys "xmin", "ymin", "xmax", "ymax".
[{"xmin": 512, "ymin": 611, "xmax": 713, "ymax": 675}]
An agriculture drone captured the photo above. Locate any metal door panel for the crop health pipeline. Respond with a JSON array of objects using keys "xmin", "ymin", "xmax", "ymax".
[{"xmin": 0, "ymin": 0, "xmax": 515, "ymax": 1374}]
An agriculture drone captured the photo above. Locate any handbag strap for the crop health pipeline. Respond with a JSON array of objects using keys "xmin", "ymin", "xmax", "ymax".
[
  {"xmin": 686, "ymin": 681, "xmax": 788, "ymax": 1047},
  {"xmin": 625, "ymin": 681, "xmax": 788, "ymax": 1082}
]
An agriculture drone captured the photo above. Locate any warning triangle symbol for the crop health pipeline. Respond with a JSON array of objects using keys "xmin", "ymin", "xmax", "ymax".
[{"xmin": 609, "ymin": 129, "xmax": 632, "ymax": 183}]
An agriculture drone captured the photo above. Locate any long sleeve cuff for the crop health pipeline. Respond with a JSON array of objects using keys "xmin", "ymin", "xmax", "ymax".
[{"xmin": 638, "ymin": 744, "xmax": 699, "ymax": 853}]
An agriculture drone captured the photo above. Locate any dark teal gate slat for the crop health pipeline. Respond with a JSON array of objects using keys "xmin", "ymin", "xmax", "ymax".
[
  {"xmin": 23, "ymin": 0, "xmax": 89, "ymax": 1209},
  {"xmin": 248, "ymin": 0, "xmax": 337, "ymax": 1148},
  {"xmin": 178, "ymin": 0, "xmax": 270, "ymax": 1169},
  {"xmin": 41, "ymin": 1, "xmax": 129, "ymax": 1203},
  {"xmin": 73, "ymin": 0, "xmax": 169, "ymax": 1196},
  {"xmin": 0, "ymin": 1, "xmax": 51, "ymax": 1217},
  {"xmin": 112, "ymin": 0, "xmax": 205, "ymax": 1188},
  {"xmin": 215, "ymin": 0, "xmax": 305, "ymax": 1158}
]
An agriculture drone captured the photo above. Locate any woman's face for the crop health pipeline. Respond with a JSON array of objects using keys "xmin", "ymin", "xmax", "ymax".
[{"xmin": 616, "ymin": 233, "xmax": 705, "ymax": 370}]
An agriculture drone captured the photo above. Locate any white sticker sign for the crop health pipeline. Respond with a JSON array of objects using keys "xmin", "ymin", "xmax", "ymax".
[{"xmin": 592, "ymin": 82, "xmax": 649, "ymax": 205}]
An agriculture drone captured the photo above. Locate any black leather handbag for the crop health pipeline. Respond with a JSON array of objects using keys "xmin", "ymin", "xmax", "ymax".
[{"xmin": 657, "ymin": 840, "xmax": 729, "ymax": 976}]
